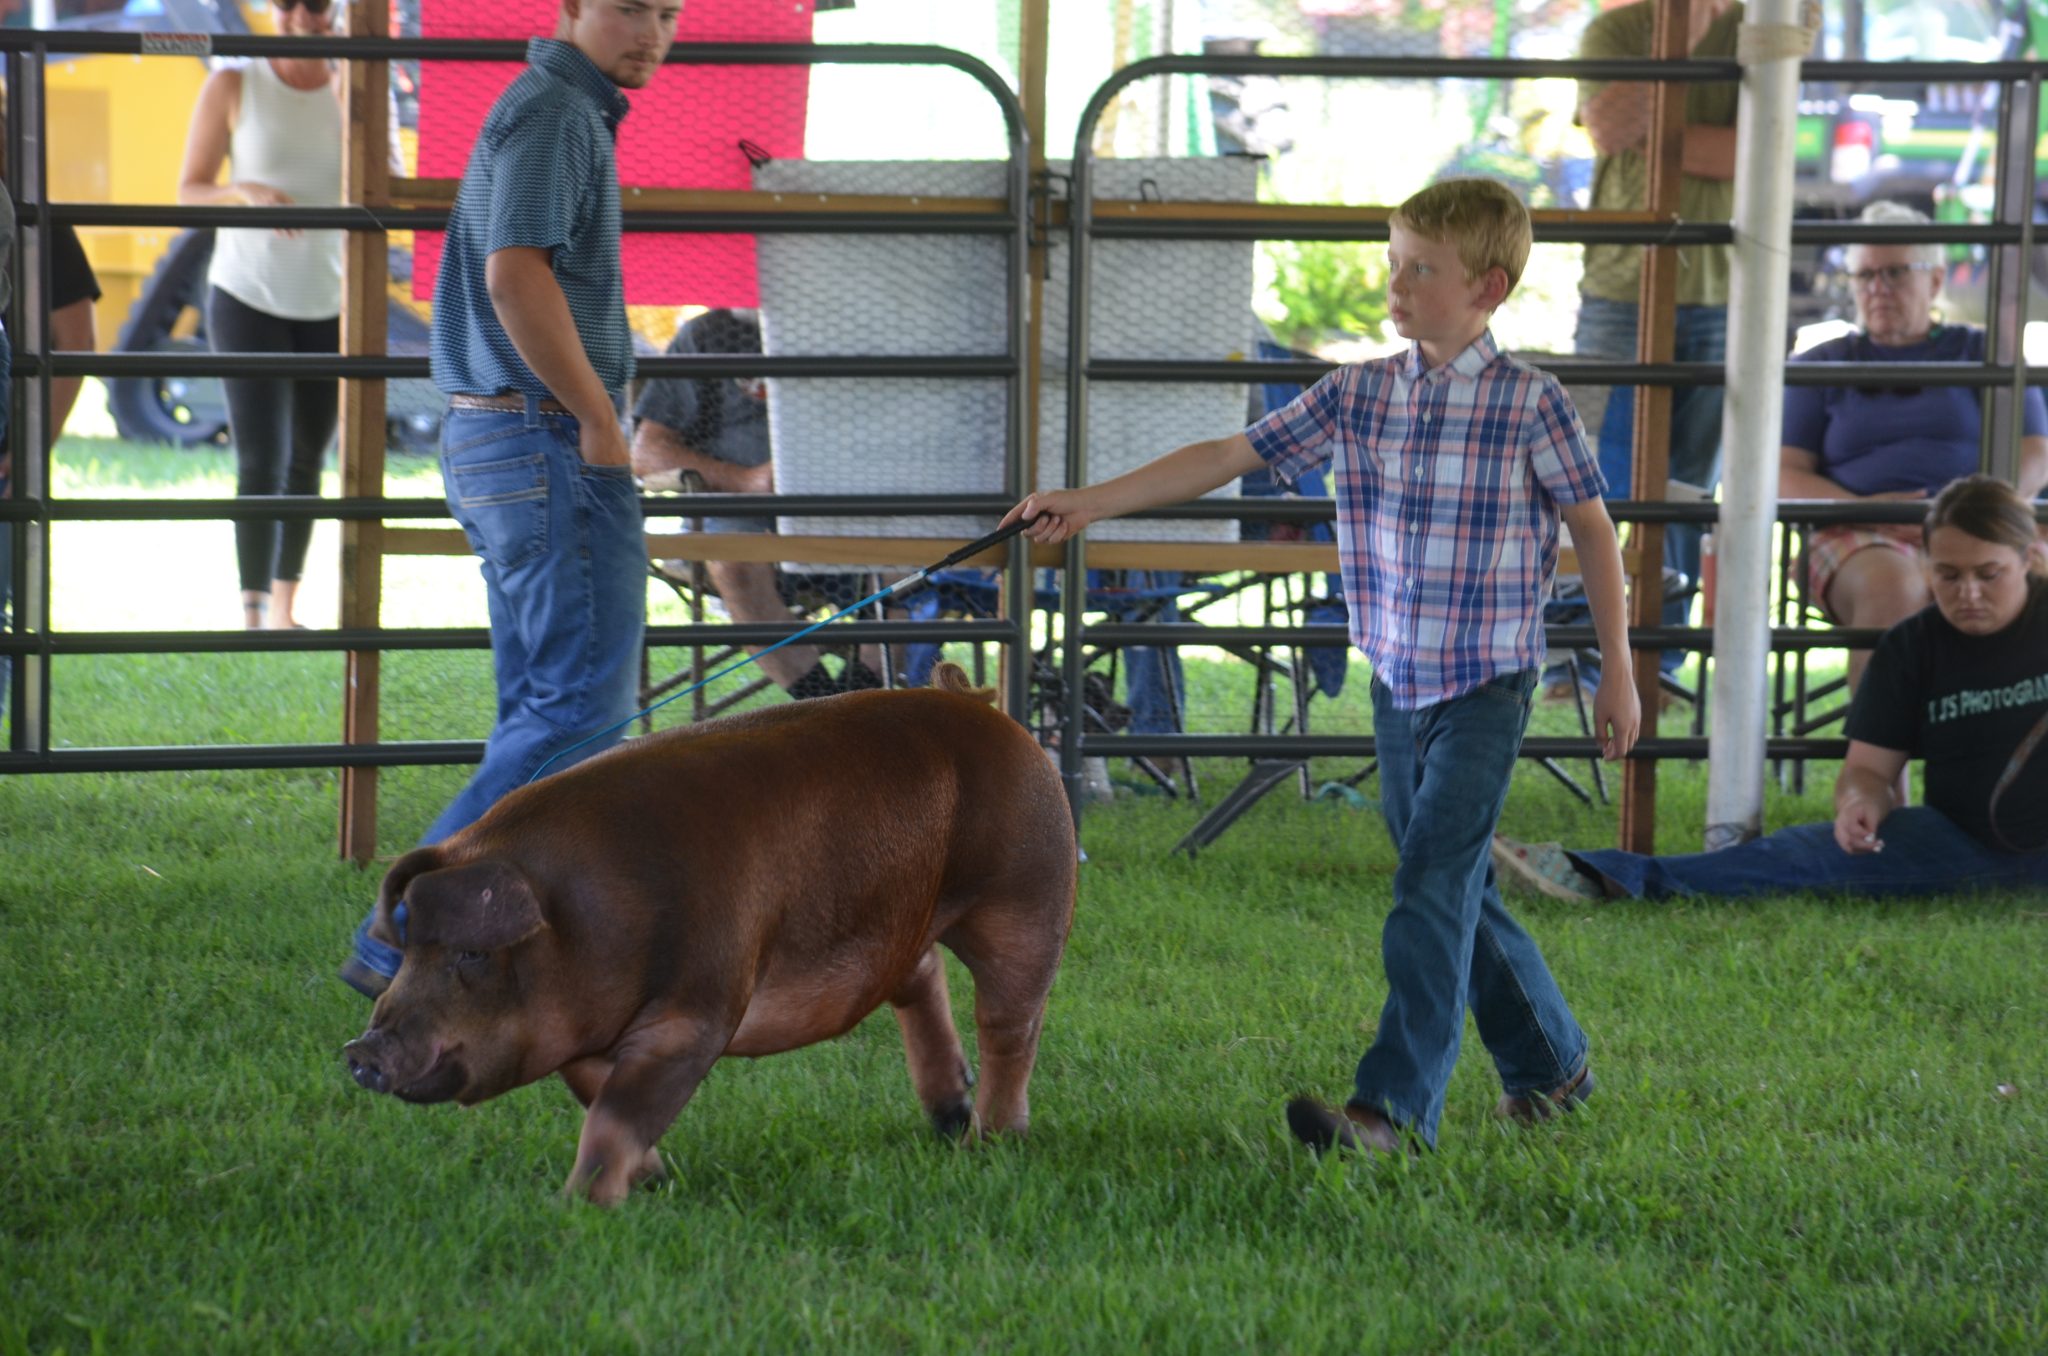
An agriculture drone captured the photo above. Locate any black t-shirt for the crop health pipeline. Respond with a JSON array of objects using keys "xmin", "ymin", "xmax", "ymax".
[
  {"xmin": 630, "ymin": 308, "xmax": 770, "ymax": 468},
  {"xmin": 1846, "ymin": 579, "xmax": 2048, "ymax": 851}
]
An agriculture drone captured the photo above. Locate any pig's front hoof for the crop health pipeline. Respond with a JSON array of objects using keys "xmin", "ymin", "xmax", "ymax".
[
  {"xmin": 562, "ymin": 1149, "xmax": 652, "ymax": 1207},
  {"xmin": 562, "ymin": 1174, "xmax": 631, "ymax": 1208}
]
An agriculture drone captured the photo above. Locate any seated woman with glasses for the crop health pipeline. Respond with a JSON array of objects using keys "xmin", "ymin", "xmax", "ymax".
[
  {"xmin": 1780, "ymin": 200, "xmax": 2048, "ymax": 695},
  {"xmin": 1495, "ymin": 474, "xmax": 2048, "ymax": 904}
]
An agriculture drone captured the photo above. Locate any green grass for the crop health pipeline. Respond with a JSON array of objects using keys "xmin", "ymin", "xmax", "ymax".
[
  {"xmin": 4, "ymin": 438, "xmax": 2044, "ymax": 1353},
  {"xmin": 5, "ymin": 760, "xmax": 2045, "ymax": 1353}
]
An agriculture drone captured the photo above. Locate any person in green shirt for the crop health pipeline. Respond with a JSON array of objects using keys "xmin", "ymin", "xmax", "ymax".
[{"xmin": 1568, "ymin": 0, "xmax": 1741, "ymax": 687}]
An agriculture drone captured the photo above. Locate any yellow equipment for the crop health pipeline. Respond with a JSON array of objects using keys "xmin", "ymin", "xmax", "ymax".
[{"xmin": 48, "ymin": 4, "xmax": 273, "ymax": 356}]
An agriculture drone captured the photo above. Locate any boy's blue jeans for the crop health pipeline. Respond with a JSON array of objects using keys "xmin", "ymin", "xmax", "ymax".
[
  {"xmin": 1355, "ymin": 669, "xmax": 1589, "ymax": 1147},
  {"xmin": 1572, "ymin": 806, "xmax": 2048, "ymax": 900},
  {"xmin": 349, "ymin": 397, "xmax": 646, "ymax": 982}
]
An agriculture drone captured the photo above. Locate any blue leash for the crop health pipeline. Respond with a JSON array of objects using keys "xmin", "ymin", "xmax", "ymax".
[{"xmin": 527, "ymin": 514, "xmax": 1039, "ymax": 784}]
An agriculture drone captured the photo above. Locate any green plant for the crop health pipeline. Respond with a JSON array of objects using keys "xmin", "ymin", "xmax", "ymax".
[{"xmin": 1256, "ymin": 239, "xmax": 1390, "ymax": 352}]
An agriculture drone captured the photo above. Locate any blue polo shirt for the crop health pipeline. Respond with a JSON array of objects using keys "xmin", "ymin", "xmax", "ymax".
[
  {"xmin": 430, "ymin": 39, "xmax": 635, "ymax": 398},
  {"xmin": 1783, "ymin": 325, "xmax": 2048, "ymax": 495}
]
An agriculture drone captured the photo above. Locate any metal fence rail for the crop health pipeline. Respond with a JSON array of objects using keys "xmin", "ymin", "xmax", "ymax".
[
  {"xmin": 6, "ymin": 29, "xmax": 2044, "ymax": 841},
  {"xmin": 0, "ymin": 30, "xmax": 1036, "ymax": 776},
  {"xmin": 1052, "ymin": 47, "xmax": 2048, "ymax": 821}
]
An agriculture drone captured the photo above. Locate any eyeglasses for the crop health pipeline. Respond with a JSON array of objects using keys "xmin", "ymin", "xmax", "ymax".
[
  {"xmin": 274, "ymin": 0, "xmax": 332, "ymax": 13},
  {"xmin": 1846, "ymin": 262, "xmax": 1938, "ymax": 290}
]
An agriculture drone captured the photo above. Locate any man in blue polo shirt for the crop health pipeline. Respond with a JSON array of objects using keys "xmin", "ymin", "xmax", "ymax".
[{"xmin": 340, "ymin": 0, "xmax": 681, "ymax": 999}]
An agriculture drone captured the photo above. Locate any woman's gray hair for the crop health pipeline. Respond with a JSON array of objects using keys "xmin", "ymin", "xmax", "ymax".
[{"xmin": 1854, "ymin": 200, "xmax": 1945, "ymax": 270}]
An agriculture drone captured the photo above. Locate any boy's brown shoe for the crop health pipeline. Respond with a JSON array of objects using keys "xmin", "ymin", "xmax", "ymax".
[
  {"xmin": 1495, "ymin": 1065, "xmax": 1595, "ymax": 1124},
  {"xmin": 1285, "ymin": 1097, "xmax": 1408, "ymax": 1156}
]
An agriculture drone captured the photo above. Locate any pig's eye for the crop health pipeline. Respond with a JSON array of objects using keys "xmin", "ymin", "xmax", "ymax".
[{"xmin": 455, "ymin": 949, "xmax": 490, "ymax": 968}]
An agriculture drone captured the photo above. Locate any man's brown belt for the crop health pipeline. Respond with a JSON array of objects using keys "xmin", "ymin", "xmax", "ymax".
[{"xmin": 448, "ymin": 392, "xmax": 573, "ymax": 414}]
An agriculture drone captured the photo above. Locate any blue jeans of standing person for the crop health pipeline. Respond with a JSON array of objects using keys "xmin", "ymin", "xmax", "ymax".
[
  {"xmin": 1354, "ymin": 669, "xmax": 1590, "ymax": 1147},
  {"xmin": 347, "ymin": 397, "xmax": 646, "ymax": 984},
  {"xmin": 1117, "ymin": 570, "xmax": 1185, "ymax": 737},
  {"xmin": 1570, "ymin": 806, "xmax": 2048, "ymax": 901},
  {"xmin": 1572, "ymin": 295, "xmax": 1727, "ymax": 677}
]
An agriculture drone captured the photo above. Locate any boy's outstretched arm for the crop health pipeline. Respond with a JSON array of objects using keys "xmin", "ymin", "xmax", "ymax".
[
  {"xmin": 1001, "ymin": 433, "xmax": 1265, "ymax": 544},
  {"xmin": 1557, "ymin": 497, "xmax": 1642, "ymax": 761}
]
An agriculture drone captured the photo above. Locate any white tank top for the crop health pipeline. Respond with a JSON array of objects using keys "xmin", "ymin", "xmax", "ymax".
[{"xmin": 207, "ymin": 59, "xmax": 344, "ymax": 321}]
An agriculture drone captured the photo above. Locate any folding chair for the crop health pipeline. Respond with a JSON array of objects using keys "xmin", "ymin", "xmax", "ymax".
[
  {"xmin": 1770, "ymin": 514, "xmax": 1852, "ymax": 793},
  {"xmin": 1542, "ymin": 563, "xmax": 1699, "ymax": 804},
  {"xmin": 1166, "ymin": 453, "xmax": 1373, "ymax": 855},
  {"xmin": 640, "ymin": 474, "xmax": 888, "ymax": 726},
  {"xmin": 900, "ymin": 567, "xmax": 1212, "ymax": 800}
]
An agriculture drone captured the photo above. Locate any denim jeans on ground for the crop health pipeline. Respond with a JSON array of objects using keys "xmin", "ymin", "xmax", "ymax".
[
  {"xmin": 1572, "ymin": 806, "xmax": 2048, "ymax": 901},
  {"xmin": 349, "ymin": 397, "xmax": 646, "ymax": 981},
  {"xmin": 1573, "ymin": 296, "xmax": 1728, "ymax": 676},
  {"xmin": 1354, "ymin": 670, "xmax": 1590, "ymax": 1146}
]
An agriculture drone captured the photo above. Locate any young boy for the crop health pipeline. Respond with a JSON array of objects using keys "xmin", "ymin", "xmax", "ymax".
[{"xmin": 1003, "ymin": 178, "xmax": 1641, "ymax": 1153}]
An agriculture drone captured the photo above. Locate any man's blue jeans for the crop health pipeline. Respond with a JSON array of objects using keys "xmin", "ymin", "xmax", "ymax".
[
  {"xmin": 1573, "ymin": 295, "xmax": 1727, "ymax": 676},
  {"xmin": 1356, "ymin": 670, "xmax": 1590, "ymax": 1146},
  {"xmin": 1572, "ymin": 806, "xmax": 2048, "ymax": 900},
  {"xmin": 349, "ymin": 397, "xmax": 646, "ymax": 982}
]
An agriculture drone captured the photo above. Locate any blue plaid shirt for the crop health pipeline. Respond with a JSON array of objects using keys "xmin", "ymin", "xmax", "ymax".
[
  {"xmin": 430, "ymin": 39, "xmax": 634, "ymax": 398},
  {"xmin": 1246, "ymin": 331, "xmax": 1607, "ymax": 709}
]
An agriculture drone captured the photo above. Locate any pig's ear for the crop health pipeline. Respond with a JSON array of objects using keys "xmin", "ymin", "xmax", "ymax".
[
  {"xmin": 369, "ymin": 846, "xmax": 442, "ymax": 948},
  {"xmin": 404, "ymin": 859, "xmax": 547, "ymax": 952}
]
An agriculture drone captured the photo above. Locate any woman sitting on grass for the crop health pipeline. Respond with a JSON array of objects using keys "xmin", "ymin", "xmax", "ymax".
[{"xmin": 1497, "ymin": 474, "xmax": 2048, "ymax": 902}]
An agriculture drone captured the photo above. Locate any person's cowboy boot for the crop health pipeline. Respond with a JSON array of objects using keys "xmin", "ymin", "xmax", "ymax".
[
  {"xmin": 1285, "ymin": 1097, "xmax": 1408, "ymax": 1156},
  {"xmin": 1495, "ymin": 1065, "xmax": 1595, "ymax": 1124}
]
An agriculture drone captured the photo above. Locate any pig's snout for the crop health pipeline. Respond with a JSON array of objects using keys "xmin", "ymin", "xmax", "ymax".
[
  {"xmin": 344, "ymin": 1033, "xmax": 393, "ymax": 1094},
  {"xmin": 342, "ymin": 1029, "xmax": 464, "ymax": 1103}
]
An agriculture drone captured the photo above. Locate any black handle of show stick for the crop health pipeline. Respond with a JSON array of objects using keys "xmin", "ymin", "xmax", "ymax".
[
  {"xmin": 926, "ymin": 512, "xmax": 1042, "ymax": 575},
  {"xmin": 884, "ymin": 514, "xmax": 1045, "ymax": 600}
]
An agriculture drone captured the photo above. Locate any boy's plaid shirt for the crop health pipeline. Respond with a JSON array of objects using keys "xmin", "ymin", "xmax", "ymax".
[{"xmin": 1246, "ymin": 330, "xmax": 1607, "ymax": 710}]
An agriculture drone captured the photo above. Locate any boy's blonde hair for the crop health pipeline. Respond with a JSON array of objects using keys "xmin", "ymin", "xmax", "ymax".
[{"xmin": 1389, "ymin": 178, "xmax": 1532, "ymax": 295}]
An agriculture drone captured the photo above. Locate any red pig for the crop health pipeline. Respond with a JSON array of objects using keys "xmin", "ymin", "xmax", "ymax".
[{"xmin": 342, "ymin": 663, "xmax": 1076, "ymax": 1205}]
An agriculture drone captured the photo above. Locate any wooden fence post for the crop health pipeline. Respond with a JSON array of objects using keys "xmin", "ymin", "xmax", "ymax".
[
  {"xmin": 1620, "ymin": 0, "xmax": 1690, "ymax": 853},
  {"xmin": 338, "ymin": 2, "xmax": 391, "ymax": 864}
]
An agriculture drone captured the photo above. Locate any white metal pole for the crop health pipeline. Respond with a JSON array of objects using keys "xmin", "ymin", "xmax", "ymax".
[{"xmin": 1705, "ymin": 0, "xmax": 1809, "ymax": 849}]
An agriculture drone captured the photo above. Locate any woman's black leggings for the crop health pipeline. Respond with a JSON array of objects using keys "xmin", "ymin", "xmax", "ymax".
[{"xmin": 208, "ymin": 285, "xmax": 341, "ymax": 592}]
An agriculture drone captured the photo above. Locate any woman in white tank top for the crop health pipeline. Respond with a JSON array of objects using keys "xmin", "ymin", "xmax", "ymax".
[{"xmin": 176, "ymin": 0, "xmax": 345, "ymax": 630}]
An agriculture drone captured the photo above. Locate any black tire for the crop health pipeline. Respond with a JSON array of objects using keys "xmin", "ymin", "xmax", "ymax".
[
  {"xmin": 108, "ymin": 228, "xmax": 230, "ymax": 447},
  {"xmin": 384, "ymin": 290, "xmax": 440, "ymax": 455},
  {"xmin": 2029, "ymin": 205, "xmax": 2048, "ymax": 296}
]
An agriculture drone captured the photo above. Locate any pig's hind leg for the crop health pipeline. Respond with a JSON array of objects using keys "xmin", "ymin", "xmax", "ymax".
[
  {"xmin": 889, "ymin": 946, "xmax": 976, "ymax": 1138},
  {"xmin": 941, "ymin": 899, "xmax": 1069, "ymax": 1139}
]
